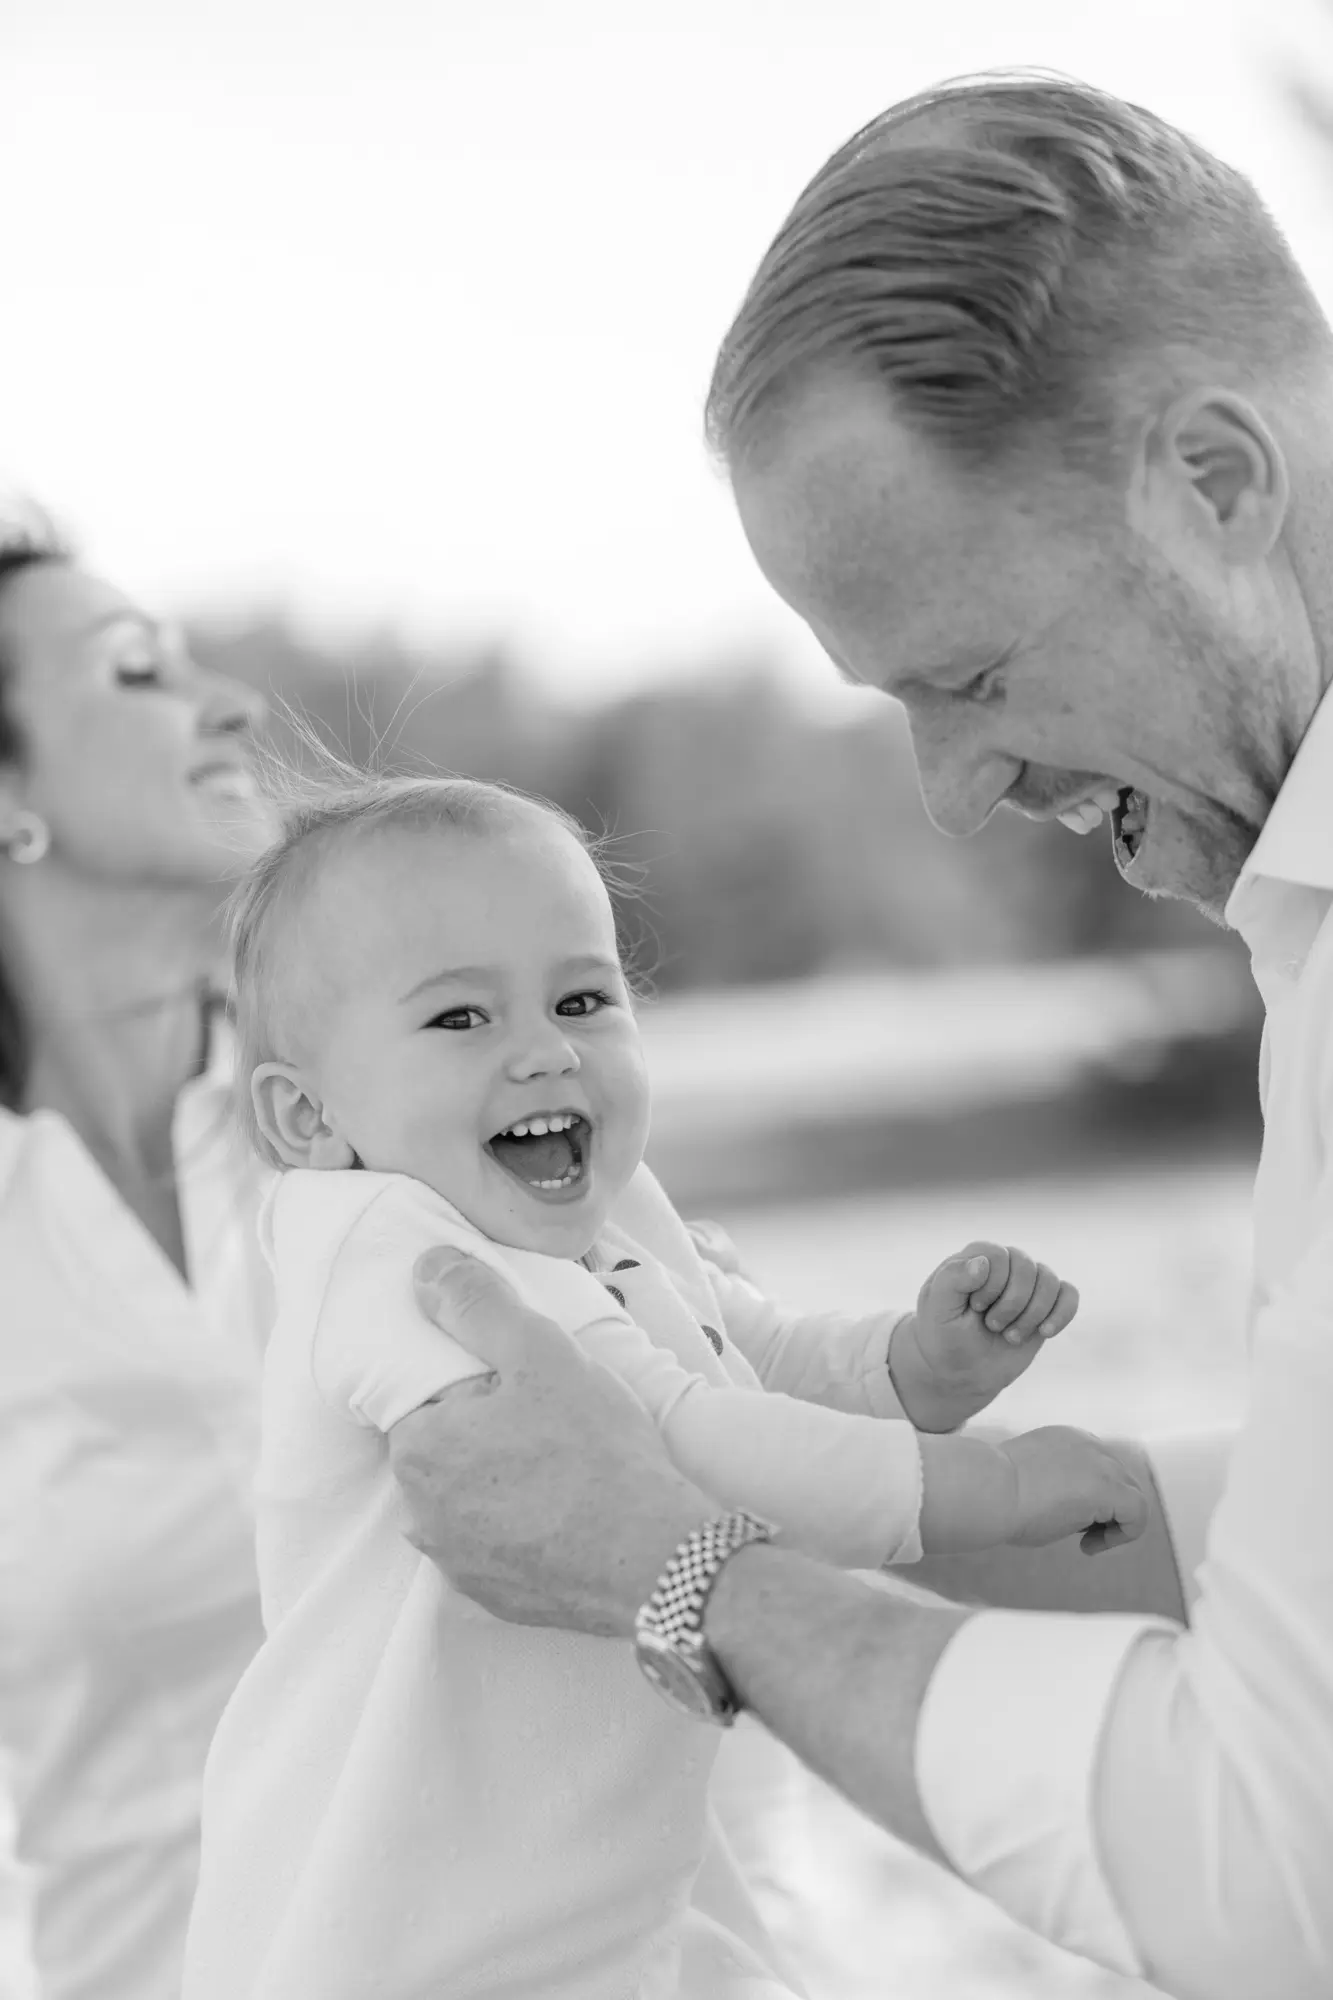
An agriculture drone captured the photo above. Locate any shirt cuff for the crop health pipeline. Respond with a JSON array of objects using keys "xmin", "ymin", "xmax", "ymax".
[
  {"xmin": 915, "ymin": 1608, "xmax": 1176, "ymax": 1978},
  {"xmin": 1142, "ymin": 1427, "xmax": 1235, "ymax": 1616},
  {"xmin": 859, "ymin": 1310, "xmax": 911, "ymax": 1419}
]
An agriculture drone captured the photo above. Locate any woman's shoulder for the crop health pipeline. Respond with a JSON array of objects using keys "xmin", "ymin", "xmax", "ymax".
[{"xmin": 0, "ymin": 1100, "xmax": 60, "ymax": 1209}]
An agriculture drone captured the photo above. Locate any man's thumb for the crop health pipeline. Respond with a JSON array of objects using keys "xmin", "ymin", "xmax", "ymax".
[{"xmin": 413, "ymin": 1245, "xmax": 529, "ymax": 1369}]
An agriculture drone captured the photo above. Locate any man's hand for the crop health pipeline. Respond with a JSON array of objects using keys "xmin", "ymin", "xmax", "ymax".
[
  {"xmin": 889, "ymin": 1241, "xmax": 1080, "ymax": 1431},
  {"xmin": 388, "ymin": 1245, "xmax": 711, "ymax": 1638}
]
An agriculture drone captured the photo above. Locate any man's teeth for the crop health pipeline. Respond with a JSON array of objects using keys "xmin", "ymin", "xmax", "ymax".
[
  {"xmin": 1056, "ymin": 786, "xmax": 1124, "ymax": 836},
  {"xmin": 498, "ymin": 1112, "xmax": 579, "ymax": 1139}
]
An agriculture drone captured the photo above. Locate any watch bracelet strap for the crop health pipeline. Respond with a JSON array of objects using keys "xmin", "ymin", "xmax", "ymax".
[{"xmin": 636, "ymin": 1509, "xmax": 775, "ymax": 1648}]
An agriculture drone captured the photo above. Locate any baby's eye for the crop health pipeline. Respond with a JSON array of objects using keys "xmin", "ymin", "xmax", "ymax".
[
  {"xmin": 427, "ymin": 1006, "xmax": 488, "ymax": 1031},
  {"xmin": 556, "ymin": 989, "xmax": 613, "ymax": 1018}
]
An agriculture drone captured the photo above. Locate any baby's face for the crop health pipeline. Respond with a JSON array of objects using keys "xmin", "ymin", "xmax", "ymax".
[{"xmin": 293, "ymin": 815, "xmax": 650, "ymax": 1258}]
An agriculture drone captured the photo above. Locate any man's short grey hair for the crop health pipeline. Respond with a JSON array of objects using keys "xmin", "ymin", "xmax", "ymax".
[{"xmin": 706, "ymin": 71, "xmax": 1333, "ymax": 474}]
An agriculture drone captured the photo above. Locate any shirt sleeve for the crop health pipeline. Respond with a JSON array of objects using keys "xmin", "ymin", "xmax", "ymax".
[
  {"xmin": 583, "ymin": 1258, "xmax": 923, "ymax": 1569},
  {"xmin": 580, "ymin": 1306, "xmax": 925, "ymax": 1567},
  {"xmin": 914, "ymin": 1207, "xmax": 1333, "ymax": 1995},
  {"xmin": 311, "ymin": 1183, "xmax": 925, "ymax": 1565},
  {"xmin": 703, "ymin": 1265, "xmax": 911, "ymax": 1420},
  {"xmin": 309, "ymin": 1190, "xmax": 499, "ymax": 1431}
]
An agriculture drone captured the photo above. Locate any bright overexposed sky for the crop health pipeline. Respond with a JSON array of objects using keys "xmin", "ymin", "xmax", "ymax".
[{"xmin": 4, "ymin": 0, "xmax": 1333, "ymax": 701}]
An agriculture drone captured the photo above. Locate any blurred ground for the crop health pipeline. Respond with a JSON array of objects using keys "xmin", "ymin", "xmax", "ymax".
[{"xmin": 640, "ymin": 947, "xmax": 1261, "ymax": 1212}]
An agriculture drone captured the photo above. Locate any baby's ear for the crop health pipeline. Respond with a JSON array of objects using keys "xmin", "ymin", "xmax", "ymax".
[{"xmin": 251, "ymin": 1061, "xmax": 358, "ymax": 1170}]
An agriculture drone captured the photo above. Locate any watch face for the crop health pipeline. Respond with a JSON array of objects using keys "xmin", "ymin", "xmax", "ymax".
[{"xmin": 635, "ymin": 1626, "xmax": 724, "ymax": 1723}]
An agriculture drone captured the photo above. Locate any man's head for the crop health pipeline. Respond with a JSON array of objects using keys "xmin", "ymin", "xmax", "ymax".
[{"xmin": 708, "ymin": 73, "xmax": 1333, "ymax": 917}]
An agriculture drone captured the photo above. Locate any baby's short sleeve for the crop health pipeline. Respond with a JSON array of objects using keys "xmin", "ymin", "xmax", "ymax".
[
  {"xmin": 308, "ymin": 1182, "xmax": 497, "ymax": 1431},
  {"xmin": 297, "ymin": 1173, "xmax": 646, "ymax": 1434}
]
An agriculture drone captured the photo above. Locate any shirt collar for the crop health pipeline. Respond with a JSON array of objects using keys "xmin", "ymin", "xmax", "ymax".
[{"xmin": 1225, "ymin": 683, "xmax": 1333, "ymax": 958}]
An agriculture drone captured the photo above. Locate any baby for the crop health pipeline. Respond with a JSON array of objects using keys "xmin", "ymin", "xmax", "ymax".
[{"xmin": 183, "ymin": 771, "xmax": 1145, "ymax": 2000}]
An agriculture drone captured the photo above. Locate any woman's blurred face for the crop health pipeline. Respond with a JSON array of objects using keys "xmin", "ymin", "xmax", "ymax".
[{"xmin": 0, "ymin": 562, "xmax": 276, "ymax": 887}]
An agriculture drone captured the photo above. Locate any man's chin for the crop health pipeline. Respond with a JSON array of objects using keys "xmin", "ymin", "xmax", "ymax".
[{"xmin": 1115, "ymin": 805, "xmax": 1249, "ymax": 925}]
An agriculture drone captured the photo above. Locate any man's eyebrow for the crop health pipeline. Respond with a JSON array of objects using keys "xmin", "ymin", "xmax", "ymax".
[{"xmin": 399, "ymin": 965, "xmax": 500, "ymax": 1003}]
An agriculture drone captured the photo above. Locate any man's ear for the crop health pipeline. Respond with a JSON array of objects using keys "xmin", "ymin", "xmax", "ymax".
[
  {"xmin": 251, "ymin": 1061, "xmax": 358, "ymax": 1170},
  {"xmin": 1129, "ymin": 388, "xmax": 1289, "ymax": 564}
]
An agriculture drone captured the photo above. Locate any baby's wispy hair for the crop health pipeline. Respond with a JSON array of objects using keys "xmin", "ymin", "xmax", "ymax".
[{"xmin": 226, "ymin": 713, "xmax": 645, "ymax": 1165}]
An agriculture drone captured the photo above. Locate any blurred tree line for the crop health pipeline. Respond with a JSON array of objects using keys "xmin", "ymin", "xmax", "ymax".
[{"xmin": 193, "ymin": 614, "xmax": 1218, "ymax": 995}]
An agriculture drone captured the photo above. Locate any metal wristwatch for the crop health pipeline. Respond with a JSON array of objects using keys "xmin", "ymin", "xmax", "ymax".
[{"xmin": 633, "ymin": 1510, "xmax": 775, "ymax": 1725}]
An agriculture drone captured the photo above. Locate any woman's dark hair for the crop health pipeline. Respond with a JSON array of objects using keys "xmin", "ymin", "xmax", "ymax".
[{"xmin": 0, "ymin": 512, "xmax": 77, "ymax": 1110}]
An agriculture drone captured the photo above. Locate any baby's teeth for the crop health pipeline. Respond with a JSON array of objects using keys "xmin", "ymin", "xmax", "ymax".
[{"xmin": 527, "ymin": 1117, "xmax": 550, "ymax": 1135}]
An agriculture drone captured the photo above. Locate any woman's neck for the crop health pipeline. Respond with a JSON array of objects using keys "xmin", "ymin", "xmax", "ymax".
[{"xmin": 5, "ymin": 871, "xmax": 223, "ymax": 1177}]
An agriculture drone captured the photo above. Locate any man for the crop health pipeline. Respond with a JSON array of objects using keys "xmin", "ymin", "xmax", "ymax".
[{"xmin": 391, "ymin": 75, "xmax": 1333, "ymax": 1999}]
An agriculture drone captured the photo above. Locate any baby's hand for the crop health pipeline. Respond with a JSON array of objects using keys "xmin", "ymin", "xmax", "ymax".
[
  {"xmin": 889, "ymin": 1241, "xmax": 1079, "ymax": 1431},
  {"xmin": 999, "ymin": 1426, "xmax": 1149, "ymax": 1554}
]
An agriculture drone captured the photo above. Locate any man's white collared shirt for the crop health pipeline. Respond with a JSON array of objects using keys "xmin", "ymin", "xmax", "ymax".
[{"xmin": 914, "ymin": 687, "xmax": 1333, "ymax": 1999}]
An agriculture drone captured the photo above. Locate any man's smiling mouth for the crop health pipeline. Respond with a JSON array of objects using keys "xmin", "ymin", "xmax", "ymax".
[
  {"xmin": 1054, "ymin": 783, "xmax": 1150, "ymax": 874},
  {"xmin": 485, "ymin": 1111, "xmax": 592, "ymax": 1198}
]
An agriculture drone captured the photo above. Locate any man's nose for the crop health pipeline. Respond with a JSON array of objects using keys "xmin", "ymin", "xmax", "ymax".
[
  {"xmin": 505, "ymin": 1020, "xmax": 581, "ymax": 1080},
  {"xmin": 908, "ymin": 724, "xmax": 1011, "ymax": 838}
]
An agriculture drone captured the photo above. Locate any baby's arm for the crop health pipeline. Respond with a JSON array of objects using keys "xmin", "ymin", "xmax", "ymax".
[
  {"xmin": 580, "ymin": 1318, "xmax": 1147, "ymax": 1568},
  {"xmin": 701, "ymin": 1232, "xmax": 1080, "ymax": 1434},
  {"xmin": 308, "ymin": 1185, "xmax": 1138, "ymax": 1570},
  {"xmin": 703, "ymin": 1262, "xmax": 911, "ymax": 1419},
  {"xmin": 579, "ymin": 1310, "xmax": 924, "ymax": 1567},
  {"xmin": 917, "ymin": 1427, "xmax": 1150, "ymax": 1557}
]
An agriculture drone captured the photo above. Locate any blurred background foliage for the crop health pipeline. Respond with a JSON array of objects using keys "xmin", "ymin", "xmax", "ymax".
[{"xmin": 192, "ymin": 611, "xmax": 1220, "ymax": 995}]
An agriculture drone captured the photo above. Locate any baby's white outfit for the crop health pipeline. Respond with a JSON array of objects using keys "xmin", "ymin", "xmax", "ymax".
[{"xmin": 182, "ymin": 1164, "xmax": 920, "ymax": 2000}]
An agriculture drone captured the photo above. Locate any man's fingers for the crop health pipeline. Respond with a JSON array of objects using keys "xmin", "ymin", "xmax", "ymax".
[{"xmin": 413, "ymin": 1246, "xmax": 567, "ymax": 1374}]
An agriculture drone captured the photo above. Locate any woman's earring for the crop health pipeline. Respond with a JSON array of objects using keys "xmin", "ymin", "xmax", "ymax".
[{"xmin": 4, "ymin": 811, "xmax": 50, "ymax": 865}]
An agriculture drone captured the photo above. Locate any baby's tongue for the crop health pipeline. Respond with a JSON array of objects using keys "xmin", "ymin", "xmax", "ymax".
[{"xmin": 491, "ymin": 1130, "xmax": 576, "ymax": 1184}]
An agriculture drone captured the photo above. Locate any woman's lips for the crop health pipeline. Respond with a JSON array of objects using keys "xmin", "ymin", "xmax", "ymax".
[{"xmin": 190, "ymin": 761, "xmax": 258, "ymax": 798}]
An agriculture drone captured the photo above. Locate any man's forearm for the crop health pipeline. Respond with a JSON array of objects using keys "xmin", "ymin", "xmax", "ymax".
[{"xmin": 703, "ymin": 1542, "xmax": 971, "ymax": 1862}]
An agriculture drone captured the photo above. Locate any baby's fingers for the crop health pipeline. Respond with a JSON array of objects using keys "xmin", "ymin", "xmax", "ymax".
[
  {"xmin": 999, "ymin": 1262, "xmax": 1063, "ymax": 1345},
  {"xmin": 1080, "ymin": 1459, "xmax": 1150, "ymax": 1553},
  {"xmin": 1081, "ymin": 1520, "xmax": 1132, "ymax": 1555},
  {"xmin": 960, "ymin": 1241, "xmax": 1010, "ymax": 1313},
  {"xmin": 982, "ymin": 1246, "xmax": 1038, "ymax": 1334},
  {"xmin": 1037, "ymin": 1279, "xmax": 1080, "ymax": 1339}
]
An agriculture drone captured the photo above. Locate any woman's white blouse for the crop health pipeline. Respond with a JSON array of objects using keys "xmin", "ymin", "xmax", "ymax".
[{"xmin": 0, "ymin": 1036, "xmax": 273, "ymax": 2000}]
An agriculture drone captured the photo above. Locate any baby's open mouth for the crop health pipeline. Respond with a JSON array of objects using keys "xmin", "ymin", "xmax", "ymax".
[{"xmin": 485, "ymin": 1111, "xmax": 591, "ymax": 1195}]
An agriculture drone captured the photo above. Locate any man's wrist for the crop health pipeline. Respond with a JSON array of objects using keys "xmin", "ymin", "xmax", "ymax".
[
  {"xmin": 697, "ymin": 1538, "xmax": 787, "ymax": 1701},
  {"xmin": 611, "ymin": 1481, "xmax": 721, "ymax": 1639}
]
